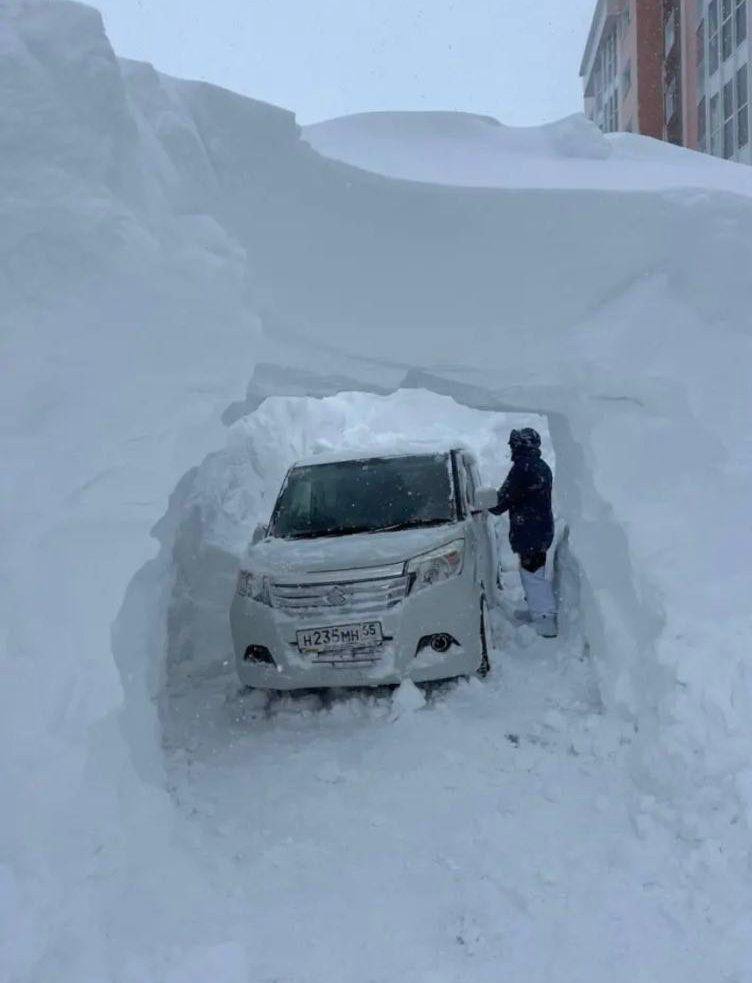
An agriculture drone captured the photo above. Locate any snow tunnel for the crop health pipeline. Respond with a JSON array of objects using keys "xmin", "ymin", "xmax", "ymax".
[{"xmin": 110, "ymin": 367, "xmax": 660, "ymax": 789}]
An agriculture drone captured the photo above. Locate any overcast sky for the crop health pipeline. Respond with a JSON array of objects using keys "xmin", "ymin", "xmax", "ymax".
[{"xmin": 94, "ymin": 0, "xmax": 596, "ymax": 126}]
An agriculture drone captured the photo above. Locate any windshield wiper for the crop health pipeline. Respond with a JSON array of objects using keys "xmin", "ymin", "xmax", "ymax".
[
  {"xmin": 370, "ymin": 517, "xmax": 452, "ymax": 533},
  {"xmin": 282, "ymin": 518, "xmax": 451, "ymax": 540},
  {"xmin": 285, "ymin": 525, "xmax": 376, "ymax": 540}
]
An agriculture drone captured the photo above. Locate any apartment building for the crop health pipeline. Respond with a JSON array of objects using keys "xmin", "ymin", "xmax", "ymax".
[
  {"xmin": 695, "ymin": 0, "xmax": 750, "ymax": 162},
  {"xmin": 581, "ymin": 0, "xmax": 752, "ymax": 164},
  {"xmin": 580, "ymin": 0, "xmax": 664, "ymax": 138}
]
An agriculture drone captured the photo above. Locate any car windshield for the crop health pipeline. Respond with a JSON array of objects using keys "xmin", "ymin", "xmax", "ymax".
[{"xmin": 270, "ymin": 453, "xmax": 457, "ymax": 539}]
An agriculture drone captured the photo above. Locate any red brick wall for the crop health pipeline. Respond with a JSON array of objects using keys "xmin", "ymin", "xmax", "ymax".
[
  {"xmin": 635, "ymin": 0, "xmax": 665, "ymax": 138},
  {"xmin": 682, "ymin": 0, "xmax": 700, "ymax": 148}
]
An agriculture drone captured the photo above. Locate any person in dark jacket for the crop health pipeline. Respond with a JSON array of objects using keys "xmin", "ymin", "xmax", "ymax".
[{"xmin": 490, "ymin": 428, "xmax": 557, "ymax": 637}]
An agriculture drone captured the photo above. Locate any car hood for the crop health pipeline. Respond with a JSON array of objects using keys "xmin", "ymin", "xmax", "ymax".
[{"xmin": 244, "ymin": 524, "xmax": 462, "ymax": 578}]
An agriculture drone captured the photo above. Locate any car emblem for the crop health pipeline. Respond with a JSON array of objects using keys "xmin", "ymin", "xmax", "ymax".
[{"xmin": 325, "ymin": 586, "xmax": 349, "ymax": 607}]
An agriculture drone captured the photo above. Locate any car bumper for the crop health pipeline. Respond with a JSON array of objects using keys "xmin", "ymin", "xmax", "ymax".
[{"xmin": 230, "ymin": 572, "xmax": 482, "ymax": 690}]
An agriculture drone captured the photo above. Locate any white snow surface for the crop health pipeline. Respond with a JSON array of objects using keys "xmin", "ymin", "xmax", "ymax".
[
  {"xmin": 303, "ymin": 108, "xmax": 752, "ymax": 192},
  {"xmin": 3, "ymin": 1, "xmax": 752, "ymax": 980}
]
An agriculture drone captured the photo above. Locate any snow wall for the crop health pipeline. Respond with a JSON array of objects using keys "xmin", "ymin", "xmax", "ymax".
[{"xmin": 3, "ymin": 0, "xmax": 752, "ymax": 977}]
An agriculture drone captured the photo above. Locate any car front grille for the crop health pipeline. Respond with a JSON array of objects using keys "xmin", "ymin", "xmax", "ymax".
[{"xmin": 270, "ymin": 575, "xmax": 409, "ymax": 617}]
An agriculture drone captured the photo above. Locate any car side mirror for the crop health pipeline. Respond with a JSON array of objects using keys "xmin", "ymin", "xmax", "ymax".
[
  {"xmin": 472, "ymin": 487, "xmax": 499, "ymax": 513},
  {"xmin": 251, "ymin": 522, "xmax": 268, "ymax": 545}
]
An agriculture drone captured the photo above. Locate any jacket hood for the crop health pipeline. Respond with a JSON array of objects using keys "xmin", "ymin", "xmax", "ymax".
[{"xmin": 509, "ymin": 427, "xmax": 542, "ymax": 463}]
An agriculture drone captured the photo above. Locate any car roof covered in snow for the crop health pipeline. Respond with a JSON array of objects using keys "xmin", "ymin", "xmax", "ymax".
[{"xmin": 292, "ymin": 444, "xmax": 474, "ymax": 468}]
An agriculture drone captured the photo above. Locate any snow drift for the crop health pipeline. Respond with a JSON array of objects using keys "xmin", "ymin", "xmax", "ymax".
[
  {"xmin": 3, "ymin": 0, "xmax": 752, "ymax": 979},
  {"xmin": 303, "ymin": 107, "xmax": 752, "ymax": 192}
]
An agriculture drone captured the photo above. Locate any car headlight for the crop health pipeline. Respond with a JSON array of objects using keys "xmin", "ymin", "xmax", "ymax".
[
  {"xmin": 405, "ymin": 539, "xmax": 464, "ymax": 594},
  {"xmin": 236, "ymin": 570, "xmax": 272, "ymax": 606}
]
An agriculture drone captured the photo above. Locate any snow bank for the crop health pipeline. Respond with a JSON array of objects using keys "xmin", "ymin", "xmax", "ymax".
[
  {"xmin": 3, "ymin": 0, "xmax": 752, "ymax": 977},
  {"xmin": 304, "ymin": 108, "xmax": 752, "ymax": 193}
]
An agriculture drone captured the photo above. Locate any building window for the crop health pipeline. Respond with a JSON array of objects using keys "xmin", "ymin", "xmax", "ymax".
[
  {"xmin": 710, "ymin": 91, "xmax": 721, "ymax": 153},
  {"xmin": 622, "ymin": 61, "xmax": 632, "ymax": 98},
  {"xmin": 697, "ymin": 19, "xmax": 706, "ymax": 96},
  {"xmin": 739, "ymin": 106, "xmax": 749, "ymax": 149},
  {"xmin": 665, "ymin": 9, "xmax": 677, "ymax": 56},
  {"xmin": 737, "ymin": 0, "xmax": 748, "ymax": 44},
  {"xmin": 666, "ymin": 75, "xmax": 680, "ymax": 124},
  {"xmin": 698, "ymin": 96, "xmax": 707, "ymax": 151},
  {"xmin": 723, "ymin": 79, "xmax": 735, "ymax": 156},
  {"xmin": 709, "ymin": 0, "xmax": 720, "ymax": 74},
  {"xmin": 738, "ymin": 63, "xmax": 749, "ymax": 148},
  {"xmin": 603, "ymin": 92, "xmax": 619, "ymax": 133},
  {"xmin": 604, "ymin": 30, "xmax": 617, "ymax": 85},
  {"xmin": 624, "ymin": 4, "xmax": 631, "ymax": 27},
  {"xmin": 601, "ymin": 92, "xmax": 617, "ymax": 133},
  {"xmin": 619, "ymin": 5, "xmax": 631, "ymax": 38},
  {"xmin": 722, "ymin": 0, "xmax": 734, "ymax": 60}
]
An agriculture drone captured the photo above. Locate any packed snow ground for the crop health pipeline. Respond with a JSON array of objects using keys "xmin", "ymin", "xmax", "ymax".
[
  {"xmin": 3, "ymin": 1, "xmax": 752, "ymax": 980},
  {"xmin": 162, "ymin": 647, "xmax": 733, "ymax": 982}
]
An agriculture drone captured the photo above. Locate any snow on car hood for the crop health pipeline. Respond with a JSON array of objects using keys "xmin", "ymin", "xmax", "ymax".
[{"xmin": 244, "ymin": 524, "xmax": 462, "ymax": 578}]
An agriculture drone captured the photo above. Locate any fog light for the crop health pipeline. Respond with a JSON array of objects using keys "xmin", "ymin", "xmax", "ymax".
[
  {"xmin": 244, "ymin": 645, "xmax": 275, "ymax": 664},
  {"xmin": 415, "ymin": 634, "xmax": 459, "ymax": 657}
]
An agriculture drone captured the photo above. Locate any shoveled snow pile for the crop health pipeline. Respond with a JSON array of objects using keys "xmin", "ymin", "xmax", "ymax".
[{"xmin": 3, "ymin": 1, "xmax": 752, "ymax": 980}]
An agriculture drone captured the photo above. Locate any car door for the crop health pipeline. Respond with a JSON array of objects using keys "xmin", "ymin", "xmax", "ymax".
[
  {"xmin": 457, "ymin": 453, "xmax": 493, "ymax": 598},
  {"xmin": 465, "ymin": 455, "xmax": 498, "ymax": 603}
]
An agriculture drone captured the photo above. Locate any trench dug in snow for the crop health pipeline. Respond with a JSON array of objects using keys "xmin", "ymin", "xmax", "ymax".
[
  {"xmin": 112, "ymin": 381, "xmax": 716, "ymax": 979},
  {"xmin": 156, "ymin": 387, "xmax": 592, "ymax": 755}
]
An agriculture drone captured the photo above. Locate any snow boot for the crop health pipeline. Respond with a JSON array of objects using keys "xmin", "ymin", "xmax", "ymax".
[{"xmin": 520, "ymin": 566, "xmax": 557, "ymax": 638}]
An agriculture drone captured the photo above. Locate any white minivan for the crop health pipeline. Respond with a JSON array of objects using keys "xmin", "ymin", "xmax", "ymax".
[{"xmin": 230, "ymin": 447, "xmax": 499, "ymax": 690}]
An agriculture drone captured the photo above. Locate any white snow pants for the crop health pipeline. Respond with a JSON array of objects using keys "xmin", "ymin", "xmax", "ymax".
[{"xmin": 520, "ymin": 566, "xmax": 557, "ymax": 618}]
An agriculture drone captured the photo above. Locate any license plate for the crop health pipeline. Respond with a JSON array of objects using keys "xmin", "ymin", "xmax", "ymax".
[{"xmin": 297, "ymin": 622, "xmax": 383, "ymax": 654}]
